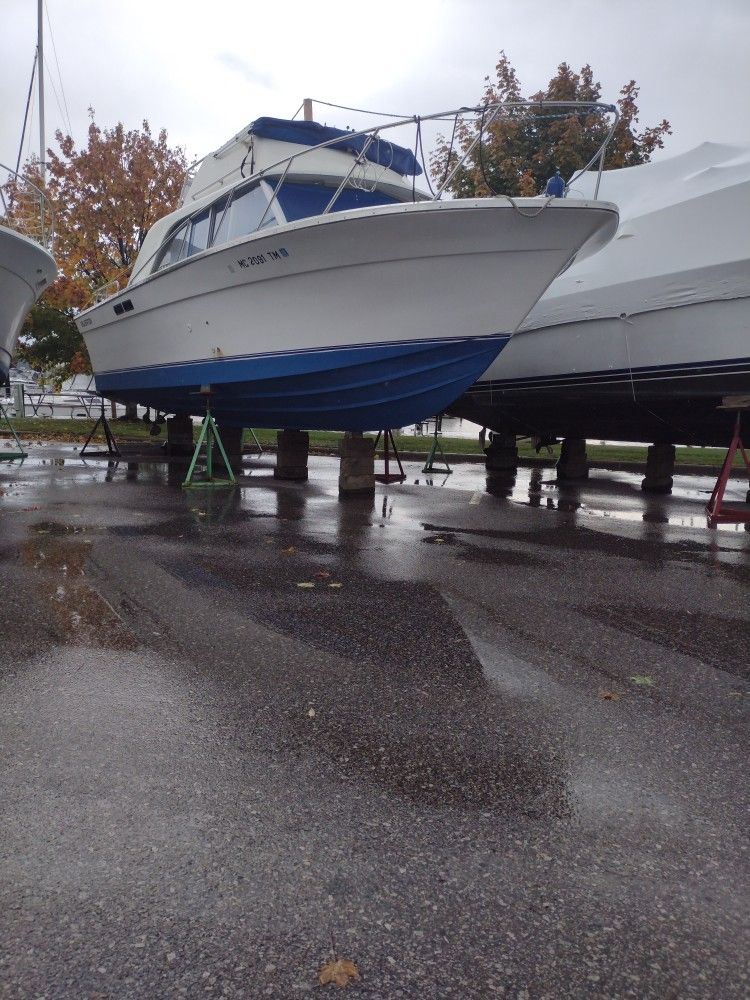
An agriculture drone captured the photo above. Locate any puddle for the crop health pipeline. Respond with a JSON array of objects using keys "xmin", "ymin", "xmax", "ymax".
[{"xmin": 21, "ymin": 524, "xmax": 136, "ymax": 649}]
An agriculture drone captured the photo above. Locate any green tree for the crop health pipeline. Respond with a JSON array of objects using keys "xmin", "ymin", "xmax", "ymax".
[
  {"xmin": 15, "ymin": 302, "xmax": 88, "ymax": 388},
  {"xmin": 431, "ymin": 53, "xmax": 672, "ymax": 197}
]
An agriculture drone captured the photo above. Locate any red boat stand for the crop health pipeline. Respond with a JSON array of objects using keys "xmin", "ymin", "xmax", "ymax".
[
  {"xmin": 373, "ymin": 429, "xmax": 406, "ymax": 484},
  {"xmin": 706, "ymin": 410, "xmax": 750, "ymax": 526}
]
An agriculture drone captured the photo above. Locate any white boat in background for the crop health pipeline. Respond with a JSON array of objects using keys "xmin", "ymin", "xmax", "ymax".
[
  {"xmin": 455, "ymin": 143, "xmax": 750, "ymax": 446},
  {"xmin": 1, "ymin": 7, "xmax": 57, "ymax": 384},
  {"xmin": 77, "ymin": 102, "xmax": 619, "ymax": 432},
  {"xmin": 0, "ymin": 209, "xmax": 56, "ymax": 381}
]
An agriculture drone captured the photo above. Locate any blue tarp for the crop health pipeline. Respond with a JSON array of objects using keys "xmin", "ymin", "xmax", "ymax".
[{"xmin": 248, "ymin": 117, "xmax": 422, "ymax": 176}]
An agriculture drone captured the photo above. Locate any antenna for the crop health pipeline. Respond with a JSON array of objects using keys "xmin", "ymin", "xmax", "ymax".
[{"xmin": 37, "ymin": 0, "xmax": 46, "ymax": 182}]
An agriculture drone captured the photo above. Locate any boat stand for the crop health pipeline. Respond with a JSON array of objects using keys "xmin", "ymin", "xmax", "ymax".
[
  {"xmin": 0, "ymin": 400, "xmax": 28, "ymax": 460},
  {"xmin": 182, "ymin": 402, "xmax": 237, "ymax": 489},
  {"xmin": 80, "ymin": 398, "xmax": 121, "ymax": 458},
  {"xmin": 373, "ymin": 429, "xmax": 405, "ymax": 483},
  {"xmin": 247, "ymin": 428, "xmax": 264, "ymax": 457},
  {"xmin": 706, "ymin": 406, "xmax": 750, "ymax": 526},
  {"xmin": 422, "ymin": 424, "xmax": 452, "ymax": 474}
]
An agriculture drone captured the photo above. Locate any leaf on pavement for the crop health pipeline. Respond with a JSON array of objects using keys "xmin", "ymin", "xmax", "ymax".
[
  {"xmin": 281, "ymin": 546, "xmax": 296, "ymax": 555},
  {"xmin": 328, "ymin": 582, "xmax": 343, "ymax": 589},
  {"xmin": 319, "ymin": 958, "xmax": 359, "ymax": 988},
  {"xmin": 599, "ymin": 690, "xmax": 621, "ymax": 701},
  {"xmin": 296, "ymin": 581, "xmax": 315, "ymax": 589},
  {"xmin": 630, "ymin": 675, "xmax": 655, "ymax": 687}
]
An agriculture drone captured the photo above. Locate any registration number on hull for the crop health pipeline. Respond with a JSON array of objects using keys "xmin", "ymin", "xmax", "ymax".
[{"xmin": 234, "ymin": 247, "xmax": 290, "ymax": 271}]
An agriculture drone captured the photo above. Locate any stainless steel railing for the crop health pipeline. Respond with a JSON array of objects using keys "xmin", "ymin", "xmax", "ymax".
[{"xmin": 0, "ymin": 162, "xmax": 55, "ymax": 250}]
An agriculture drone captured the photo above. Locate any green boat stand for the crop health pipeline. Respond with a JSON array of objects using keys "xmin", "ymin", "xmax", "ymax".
[
  {"xmin": 0, "ymin": 400, "xmax": 28, "ymax": 460},
  {"xmin": 422, "ymin": 429, "xmax": 452, "ymax": 475},
  {"xmin": 182, "ymin": 402, "xmax": 237, "ymax": 490}
]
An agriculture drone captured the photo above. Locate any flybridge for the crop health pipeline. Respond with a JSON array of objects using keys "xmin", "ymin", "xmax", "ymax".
[
  {"xmin": 247, "ymin": 118, "xmax": 422, "ymax": 176},
  {"xmin": 180, "ymin": 115, "xmax": 423, "ymax": 206}
]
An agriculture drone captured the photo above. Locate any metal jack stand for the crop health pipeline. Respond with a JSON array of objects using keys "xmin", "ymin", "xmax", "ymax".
[
  {"xmin": 247, "ymin": 428, "xmax": 264, "ymax": 457},
  {"xmin": 0, "ymin": 400, "xmax": 27, "ymax": 460},
  {"xmin": 422, "ymin": 423, "xmax": 452, "ymax": 474},
  {"xmin": 373, "ymin": 429, "xmax": 405, "ymax": 483},
  {"xmin": 182, "ymin": 391, "xmax": 236, "ymax": 489},
  {"xmin": 706, "ymin": 407, "xmax": 750, "ymax": 526},
  {"xmin": 81, "ymin": 398, "xmax": 121, "ymax": 458}
]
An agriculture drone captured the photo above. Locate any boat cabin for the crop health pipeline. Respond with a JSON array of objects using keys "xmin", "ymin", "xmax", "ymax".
[{"xmin": 130, "ymin": 117, "xmax": 426, "ymax": 285}]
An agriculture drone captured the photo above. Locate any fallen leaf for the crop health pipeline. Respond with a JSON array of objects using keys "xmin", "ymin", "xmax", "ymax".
[
  {"xmin": 599, "ymin": 690, "xmax": 621, "ymax": 701},
  {"xmin": 314, "ymin": 571, "xmax": 331, "ymax": 579},
  {"xmin": 630, "ymin": 675, "xmax": 655, "ymax": 687},
  {"xmin": 296, "ymin": 582, "xmax": 315, "ymax": 589},
  {"xmin": 319, "ymin": 958, "xmax": 359, "ymax": 988},
  {"xmin": 281, "ymin": 546, "xmax": 296, "ymax": 555},
  {"xmin": 307, "ymin": 707, "xmax": 316, "ymax": 718},
  {"xmin": 328, "ymin": 582, "xmax": 343, "ymax": 589}
]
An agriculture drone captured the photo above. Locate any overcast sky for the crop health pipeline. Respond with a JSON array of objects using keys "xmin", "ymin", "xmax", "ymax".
[{"xmin": 2, "ymin": 0, "xmax": 749, "ymax": 176}]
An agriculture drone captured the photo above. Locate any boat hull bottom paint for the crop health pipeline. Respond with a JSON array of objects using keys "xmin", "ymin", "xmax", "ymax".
[{"xmin": 96, "ymin": 335, "xmax": 509, "ymax": 431}]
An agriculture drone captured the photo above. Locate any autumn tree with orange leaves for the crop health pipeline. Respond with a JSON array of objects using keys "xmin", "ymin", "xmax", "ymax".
[
  {"xmin": 431, "ymin": 53, "xmax": 671, "ymax": 198},
  {"xmin": 4, "ymin": 111, "xmax": 186, "ymax": 378}
]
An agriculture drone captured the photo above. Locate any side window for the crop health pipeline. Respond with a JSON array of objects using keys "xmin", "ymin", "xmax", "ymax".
[
  {"xmin": 212, "ymin": 184, "xmax": 276, "ymax": 245},
  {"xmin": 155, "ymin": 221, "xmax": 190, "ymax": 270},
  {"xmin": 187, "ymin": 208, "xmax": 211, "ymax": 256}
]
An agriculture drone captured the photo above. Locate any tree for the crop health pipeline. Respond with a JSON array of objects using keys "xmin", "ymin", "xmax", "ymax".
[
  {"xmin": 15, "ymin": 302, "xmax": 88, "ymax": 389},
  {"xmin": 46, "ymin": 111, "xmax": 188, "ymax": 298},
  {"xmin": 431, "ymin": 53, "xmax": 671, "ymax": 198},
  {"xmin": 4, "ymin": 112, "xmax": 187, "ymax": 381}
]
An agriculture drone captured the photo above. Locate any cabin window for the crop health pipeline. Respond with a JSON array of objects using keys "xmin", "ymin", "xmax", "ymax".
[
  {"xmin": 212, "ymin": 183, "xmax": 276, "ymax": 245},
  {"xmin": 187, "ymin": 208, "xmax": 211, "ymax": 256},
  {"xmin": 272, "ymin": 181, "xmax": 399, "ymax": 222},
  {"xmin": 154, "ymin": 221, "xmax": 190, "ymax": 270}
]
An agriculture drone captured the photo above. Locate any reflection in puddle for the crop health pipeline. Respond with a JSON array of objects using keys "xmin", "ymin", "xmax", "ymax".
[{"xmin": 21, "ymin": 523, "xmax": 136, "ymax": 648}]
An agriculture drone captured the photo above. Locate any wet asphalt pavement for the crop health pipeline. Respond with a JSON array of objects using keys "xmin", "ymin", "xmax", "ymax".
[{"xmin": 0, "ymin": 445, "xmax": 748, "ymax": 999}]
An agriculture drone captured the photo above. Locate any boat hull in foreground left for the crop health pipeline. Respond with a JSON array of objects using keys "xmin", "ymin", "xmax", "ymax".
[
  {"xmin": 79, "ymin": 198, "xmax": 618, "ymax": 431},
  {"xmin": 0, "ymin": 225, "xmax": 56, "ymax": 380}
]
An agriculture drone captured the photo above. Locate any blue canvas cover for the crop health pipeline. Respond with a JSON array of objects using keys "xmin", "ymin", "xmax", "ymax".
[
  {"xmin": 248, "ymin": 117, "xmax": 422, "ymax": 176},
  {"xmin": 270, "ymin": 180, "xmax": 399, "ymax": 221}
]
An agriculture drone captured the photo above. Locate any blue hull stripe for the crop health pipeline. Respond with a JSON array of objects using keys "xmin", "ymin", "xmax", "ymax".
[{"xmin": 96, "ymin": 336, "xmax": 509, "ymax": 432}]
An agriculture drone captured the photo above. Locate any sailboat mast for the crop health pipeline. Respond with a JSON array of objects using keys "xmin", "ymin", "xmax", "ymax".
[{"xmin": 37, "ymin": 0, "xmax": 45, "ymax": 183}]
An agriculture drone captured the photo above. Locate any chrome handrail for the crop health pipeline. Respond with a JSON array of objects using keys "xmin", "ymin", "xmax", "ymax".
[
  {"xmin": 245, "ymin": 99, "xmax": 619, "ymax": 217},
  {"xmin": 0, "ymin": 161, "xmax": 55, "ymax": 250}
]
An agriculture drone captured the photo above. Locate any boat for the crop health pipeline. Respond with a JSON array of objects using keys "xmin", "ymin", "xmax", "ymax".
[
  {"xmin": 0, "ymin": 211, "xmax": 56, "ymax": 382},
  {"xmin": 453, "ymin": 142, "xmax": 750, "ymax": 447},
  {"xmin": 76, "ymin": 102, "xmax": 619, "ymax": 432},
  {"xmin": 1, "ymin": 1, "xmax": 57, "ymax": 384}
]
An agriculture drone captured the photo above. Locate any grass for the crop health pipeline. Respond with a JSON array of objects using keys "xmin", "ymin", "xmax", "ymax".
[{"xmin": 3, "ymin": 416, "xmax": 745, "ymax": 470}]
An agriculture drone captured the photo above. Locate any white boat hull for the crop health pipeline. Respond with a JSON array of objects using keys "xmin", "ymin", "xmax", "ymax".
[
  {"xmin": 456, "ymin": 295, "xmax": 750, "ymax": 445},
  {"xmin": 0, "ymin": 225, "xmax": 56, "ymax": 379},
  {"xmin": 77, "ymin": 198, "xmax": 617, "ymax": 431},
  {"xmin": 454, "ymin": 144, "xmax": 750, "ymax": 446}
]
